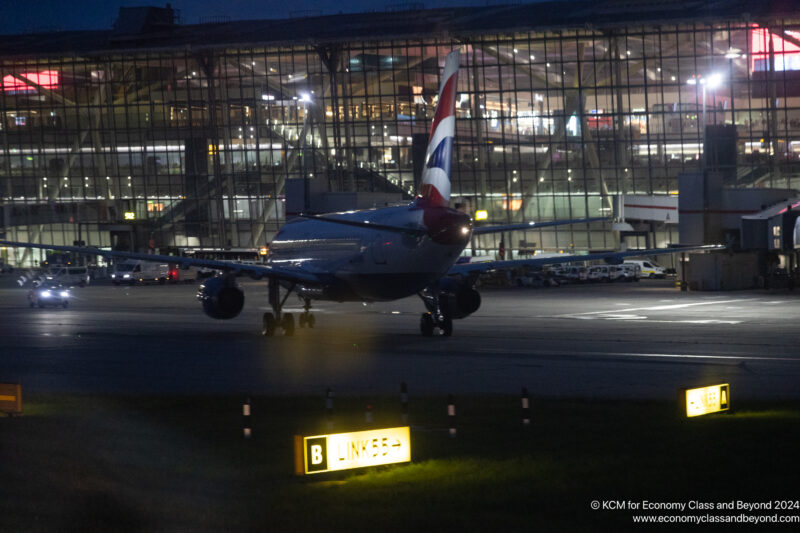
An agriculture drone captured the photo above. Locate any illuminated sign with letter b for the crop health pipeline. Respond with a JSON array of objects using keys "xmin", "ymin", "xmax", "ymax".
[
  {"xmin": 295, "ymin": 427, "xmax": 411, "ymax": 475},
  {"xmin": 306, "ymin": 437, "xmax": 328, "ymax": 472}
]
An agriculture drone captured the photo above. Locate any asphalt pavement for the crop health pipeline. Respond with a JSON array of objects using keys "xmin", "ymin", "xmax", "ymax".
[{"xmin": 1, "ymin": 276, "xmax": 799, "ymax": 401}]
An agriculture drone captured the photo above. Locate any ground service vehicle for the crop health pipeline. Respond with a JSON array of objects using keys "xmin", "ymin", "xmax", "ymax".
[
  {"xmin": 588, "ymin": 264, "xmax": 626, "ymax": 282},
  {"xmin": 623, "ymin": 260, "xmax": 666, "ymax": 278},
  {"xmin": 111, "ymin": 261, "xmax": 169, "ymax": 285},
  {"xmin": 620, "ymin": 263, "xmax": 641, "ymax": 281},
  {"xmin": 39, "ymin": 265, "xmax": 90, "ymax": 287}
]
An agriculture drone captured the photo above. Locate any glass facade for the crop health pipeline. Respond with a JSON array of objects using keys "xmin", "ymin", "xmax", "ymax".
[{"xmin": 2, "ymin": 17, "xmax": 800, "ymax": 265}]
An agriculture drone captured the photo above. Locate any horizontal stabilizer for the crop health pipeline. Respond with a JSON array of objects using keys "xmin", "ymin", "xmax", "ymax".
[{"xmin": 298, "ymin": 214, "xmax": 428, "ymax": 236}]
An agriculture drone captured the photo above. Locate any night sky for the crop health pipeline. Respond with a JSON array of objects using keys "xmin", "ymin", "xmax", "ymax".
[{"xmin": 0, "ymin": 0, "xmax": 531, "ymax": 35}]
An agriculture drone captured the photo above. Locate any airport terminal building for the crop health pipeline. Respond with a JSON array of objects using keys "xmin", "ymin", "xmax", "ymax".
[{"xmin": 1, "ymin": 0, "xmax": 799, "ymax": 266}]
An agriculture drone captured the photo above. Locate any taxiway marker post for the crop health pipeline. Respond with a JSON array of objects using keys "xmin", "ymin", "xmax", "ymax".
[
  {"xmin": 325, "ymin": 387, "xmax": 334, "ymax": 430},
  {"xmin": 400, "ymin": 382, "xmax": 409, "ymax": 424},
  {"xmin": 242, "ymin": 397, "xmax": 252, "ymax": 439},
  {"xmin": 521, "ymin": 387, "xmax": 531, "ymax": 427},
  {"xmin": 447, "ymin": 394, "xmax": 456, "ymax": 438}
]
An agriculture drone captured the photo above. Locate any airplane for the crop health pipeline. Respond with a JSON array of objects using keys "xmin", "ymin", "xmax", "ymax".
[{"xmin": 0, "ymin": 49, "xmax": 724, "ymax": 337}]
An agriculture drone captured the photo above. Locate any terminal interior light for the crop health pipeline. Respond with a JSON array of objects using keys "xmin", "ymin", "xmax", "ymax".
[{"xmin": 706, "ymin": 73, "xmax": 723, "ymax": 89}]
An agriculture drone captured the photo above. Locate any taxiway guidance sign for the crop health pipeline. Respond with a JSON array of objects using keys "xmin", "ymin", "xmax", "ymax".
[
  {"xmin": 684, "ymin": 383, "xmax": 730, "ymax": 417},
  {"xmin": 296, "ymin": 426, "xmax": 411, "ymax": 475}
]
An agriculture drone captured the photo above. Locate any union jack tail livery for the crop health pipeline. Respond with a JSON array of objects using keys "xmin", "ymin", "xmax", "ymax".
[{"xmin": 419, "ymin": 49, "xmax": 460, "ymax": 208}]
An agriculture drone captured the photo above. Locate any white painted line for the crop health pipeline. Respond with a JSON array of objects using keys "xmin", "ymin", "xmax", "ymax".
[
  {"xmin": 556, "ymin": 299, "xmax": 753, "ymax": 317},
  {"xmin": 476, "ymin": 348, "xmax": 798, "ymax": 363},
  {"xmin": 559, "ymin": 315, "xmax": 742, "ymax": 324},
  {"xmin": 614, "ymin": 352, "xmax": 797, "ymax": 363}
]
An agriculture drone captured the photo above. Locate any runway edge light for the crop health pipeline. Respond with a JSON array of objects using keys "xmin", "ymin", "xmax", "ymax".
[
  {"xmin": 682, "ymin": 383, "xmax": 730, "ymax": 417},
  {"xmin": 295, "ymin": 426, "xmax": 411, "ymax": 475}
]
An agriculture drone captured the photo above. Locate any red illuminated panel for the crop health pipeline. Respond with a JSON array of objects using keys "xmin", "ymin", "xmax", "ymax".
[
  {"xmin": 1, "ymin": 70, "xmax": 60, "ymax": 92},
  {"xmin": 750, "ymin": 27, "xmax": 800, "ymax": 73}
]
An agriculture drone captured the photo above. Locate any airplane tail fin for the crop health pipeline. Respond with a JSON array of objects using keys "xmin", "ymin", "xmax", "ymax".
[{"xmin": 418, "ymin": 49, "xmax": 460, "ymax": 208}]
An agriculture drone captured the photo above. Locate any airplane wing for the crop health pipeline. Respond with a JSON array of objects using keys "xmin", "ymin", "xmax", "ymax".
[
  {"xmin": 447, "ymin": 244, "xmax": 726, "ymax": 275},
  {"xmin": 0, "ymin": 240, "xmax": 322, "ymax": 284},
  {"xmin": 471, "ymin": 217, "xmax": 608, "ymax": 235}
]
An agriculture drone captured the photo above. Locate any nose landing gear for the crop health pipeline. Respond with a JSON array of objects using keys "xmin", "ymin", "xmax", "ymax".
[
  {"xmin": 419, "ymin": 311, "xmax": 453, "ymax": 336},
  {"xmin": 298, "ymin": 297, "xmax": 316, "ymax": 328}
]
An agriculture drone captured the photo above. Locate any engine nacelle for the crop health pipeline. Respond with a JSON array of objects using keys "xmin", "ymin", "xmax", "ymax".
[
  {"xmin": 442, "ymin": 286, "xmax": 481, "ymax": 319},
  {"xmin": 197, "ymin": 276, "xmax": 245, "ymax": 319}
]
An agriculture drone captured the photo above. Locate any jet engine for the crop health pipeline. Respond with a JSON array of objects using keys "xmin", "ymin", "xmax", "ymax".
[{"xmin": 197, "ymin": 276, "xmax": 245, "ymax": 319}]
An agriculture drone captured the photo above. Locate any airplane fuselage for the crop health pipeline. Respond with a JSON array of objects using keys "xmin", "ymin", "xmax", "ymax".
[{"xmin": 267, "ymin": 204, "xmax": 472, "ymax": 302}]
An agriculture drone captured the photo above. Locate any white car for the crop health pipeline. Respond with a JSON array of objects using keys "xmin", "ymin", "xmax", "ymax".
[{"xmin": 28, "ymin": 281, "xmax": 70, "ymax": 308}]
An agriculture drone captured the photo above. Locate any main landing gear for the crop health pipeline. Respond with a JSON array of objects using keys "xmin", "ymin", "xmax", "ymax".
[
  {"xmin": 261, "ymin": 279, "xmax": 316, "ymax": 337},
  {"xmin": 418, "ymin": 288, "xmax": 453, "ymax": 337}
]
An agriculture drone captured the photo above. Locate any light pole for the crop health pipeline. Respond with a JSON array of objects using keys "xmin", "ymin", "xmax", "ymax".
[{"xmin": 687, "ymin": 73, "xmax": 724, "ymax": 157}]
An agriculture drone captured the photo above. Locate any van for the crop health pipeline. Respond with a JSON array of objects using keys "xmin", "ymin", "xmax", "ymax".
[
  {"xmin": 588, "ymin": 265, "xmax": 625, "ymax": 282},
  {"xmin": 167, "ymin": 263, "xmax": 198, "ymax": 284},
  {"xmin": 564, "ymin": 266, "xmax": 588, "ymax": 283},
  {"xmin": 111, "ymin": 260, "xmax": 169, "ymax": 285},
  {"xmin": 620, "ymin": 263, "xmax": 641, "ymax": 281},
  {"xmin": 623, "ymin": 260, "xmax": 665, "ymax": 279},
  {"xmin": 40, "ymin": 265, "xmax": 90, "ymax": 287},
  {"xmin": 587, "ymin": 265, "xmax": 611, "ymax": 282}
]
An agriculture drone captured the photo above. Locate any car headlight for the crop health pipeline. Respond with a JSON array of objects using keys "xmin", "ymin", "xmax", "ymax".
[
  {"xmin": 40, "ymin": 290, "xmax": 51, "ymax": 298},
  {"xmin": 60, "ymin": 291, "xmax": 69, "ymax": 298},
  {"xmin": 111, "ymin": 273, "xmax": 116, "ymax": 278},
  {"xmin": 123, "ymin": 274, "xmax": 131, "ymax": 278}
]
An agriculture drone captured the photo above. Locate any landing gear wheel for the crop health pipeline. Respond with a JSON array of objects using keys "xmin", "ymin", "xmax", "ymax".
[
  {"xmin": 262, "ymin": 312, "xmax": 276, "ymax": 337},
  {"xmin": 29, "ymin": 301, "xmax": 35, "ymax": 308},
  {"xmin": 307, "ymin": 313, "xmax": 315, "ymax": 328},
  {"xmin": 440, "ymin": 315, "xmax": 453, "ymax": 337},
  {"xmin": 299, "ymin": 313, "xmax": 307, "ymax": 328},
  {"xmin": 420, "ymin": 312, "xmax": 434, "ymax": 336},
  {"xmin": 281, "ymin": 313, "xmax": 295, "ymax": 337},
  {"xmin": 62, "ymin": 301, "xmax": 68, "ymax": 309}
]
